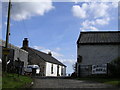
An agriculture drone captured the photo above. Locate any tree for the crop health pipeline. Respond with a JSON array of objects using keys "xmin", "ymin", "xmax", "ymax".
[
  {"xmin": 71, "ymin": 63, "xmax": 77, "ymax": 77},
  {"xmin": 108, "ymin": 57, "xmax": 120, "ymax": 78},
  {"xmin": 72, "ymin": 62, "xmax": 77, "ymax": 73}
]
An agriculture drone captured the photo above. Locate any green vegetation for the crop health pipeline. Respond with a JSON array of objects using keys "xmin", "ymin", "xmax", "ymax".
[
  {"xmin": 2, "ymin": 72, "xmax": 32, "ymax": 89},
  {"xmin": 105, "ymin": 81, "xmax": 120, "ymax": 86},
  {"xmin": 0, "ymin": 76, "xmax": 2, "ymax": 89},
  {"xmin": 77, "ymin": 77, "xmax": 120, "ymax": 87},
  {"xmin": 108, "ymin": 57, "xmax": 120, "ymax": 77},
  {"xmin": 0, "ymin": 70, "xmax": 2, "ymax": 89}
]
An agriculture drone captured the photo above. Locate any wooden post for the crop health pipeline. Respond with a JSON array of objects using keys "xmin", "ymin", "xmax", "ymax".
[{"xmin": 3, "ymin": 0, "xmax": 12, "ymax": 72}]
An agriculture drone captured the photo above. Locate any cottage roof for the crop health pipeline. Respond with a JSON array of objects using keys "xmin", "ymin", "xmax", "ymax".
[
  {"xmin": 24, "ymin": 47, "xmax": 66, "ymax": 67},
  {"xmin": 77, "ymin": 31, "xmax": 120, "ymax": 45}
]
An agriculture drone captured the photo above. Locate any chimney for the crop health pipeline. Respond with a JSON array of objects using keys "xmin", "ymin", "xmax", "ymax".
[
  {"xmin": 48, "ymin": 52, "xmax": 52, "ymax": 56},
  {"xmin": 23, "ymin": 38, "xmax": 28, "ymax": 48}
]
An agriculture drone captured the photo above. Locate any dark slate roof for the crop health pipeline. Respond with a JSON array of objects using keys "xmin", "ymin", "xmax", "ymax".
[
  {"xmin": 77, "ymin": 31, "xmax": 120, "ymax": 45},
  {"xmin": 24, "ymin": 47, "xmax": 66, "ymax": 66}
]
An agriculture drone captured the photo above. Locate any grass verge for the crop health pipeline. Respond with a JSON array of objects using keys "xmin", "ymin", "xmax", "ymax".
[
  {"xmin": 0, "ymin": 76, "xmax": 2, "ymax": 90},
  {"xmin": 2, "ymin": 72, "xmax": 32, "ymax": 89},
  {"xmin": 77, "ymin": 77, "xmax": 120, "ymax": 87}
]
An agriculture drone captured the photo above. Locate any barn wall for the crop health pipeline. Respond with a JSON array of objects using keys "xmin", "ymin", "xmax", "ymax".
[
  {"xmin": 78, "ymin": 45, "xmax": 120, "ymax": 65},
  {"xmin": 77, "ymin": 45, "xmax": 120, "ymax": 77}
]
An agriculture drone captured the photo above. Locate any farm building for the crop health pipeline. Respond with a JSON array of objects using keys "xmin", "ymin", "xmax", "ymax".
[
  {"xmin": 0, "ymin": 40, "xmax": 28, "ymax": 74},
  {"xmin": 76, "ymin": 31, "xmax": 120, "ymax": 77}
]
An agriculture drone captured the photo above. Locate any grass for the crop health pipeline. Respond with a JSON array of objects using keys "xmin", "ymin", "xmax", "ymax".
[
  {"xmin": 104, "ymin": 80, "xmax": 120, "ymax": 86},
  {"xmin": 77, "ymin": 77, "xmax": 120, "ymax": 87},
  {"xmin": 2, "ymin": 72, "xmax": 32, "ymax": 89},
  {"xmin": 0, "ymin": 76, "xmax": 2, "ymax": 90},
  {"xmin": 0, "ymin": 71, "xmax": 2, "ymax": 90}
]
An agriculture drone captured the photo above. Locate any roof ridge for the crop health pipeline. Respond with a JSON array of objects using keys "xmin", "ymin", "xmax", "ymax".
[
  {"xmin": 77, "ymin": 31, "xmax": 120, "ymax": 44},
  {"xmin": 80, "ymin": 31, "xmax": 120, "ymax": 33}
]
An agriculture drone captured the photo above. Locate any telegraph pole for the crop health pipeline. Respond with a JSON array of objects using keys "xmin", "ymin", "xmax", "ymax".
[{"xmin": 3, "ymin": 0, "xmax": 12, "ymax": 72}]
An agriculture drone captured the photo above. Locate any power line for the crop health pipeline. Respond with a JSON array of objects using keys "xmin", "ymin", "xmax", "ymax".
[
  {"xmin": 21, "ymin": 18, "xmax": 34, "ymax": 47},
  {"xmin": 9, "ymin": 2, "xmax": 35, "ymax": 47},
  {"xmin": 4, "ymin": 2, "xmax": 37, "ymax": 48}
]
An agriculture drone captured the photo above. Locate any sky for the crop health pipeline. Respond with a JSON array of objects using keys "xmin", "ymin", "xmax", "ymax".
[{"xmin": 1, "ymin": 0, "xmax": 119, "ymax": 74}]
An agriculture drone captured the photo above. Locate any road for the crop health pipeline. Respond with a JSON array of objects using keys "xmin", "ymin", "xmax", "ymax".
[{"xmin": 31, "ymin": 77, "xmax": 117, "ymax": 89}]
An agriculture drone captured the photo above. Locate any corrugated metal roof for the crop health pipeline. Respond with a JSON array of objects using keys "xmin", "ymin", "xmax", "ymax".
[{"xmin": 77, "ymin": 31, "xmax": 120, "ymax": 45}]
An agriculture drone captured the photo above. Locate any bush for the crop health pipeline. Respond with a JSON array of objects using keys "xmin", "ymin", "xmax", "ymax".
[
  {"xmin": 108, "ymin": 57, "xmax": 120, "ymax": 78},
  {"xmin": 71, "ymin": 72, "xmax": 77, "ymax": 78}
]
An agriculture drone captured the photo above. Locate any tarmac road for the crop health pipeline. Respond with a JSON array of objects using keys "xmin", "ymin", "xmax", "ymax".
[{"xmin": 31, "ymin": 77, "xmax": 117, "ymax": 89}]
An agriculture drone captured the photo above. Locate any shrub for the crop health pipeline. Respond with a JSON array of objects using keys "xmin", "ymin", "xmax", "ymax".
[
  {"xmin": 108, "ymin": 57, "xmax": 120, "ymax": 78},
  {"xmin": 71, "ymin": 72, "xmax": 77, "ymax": 78}
]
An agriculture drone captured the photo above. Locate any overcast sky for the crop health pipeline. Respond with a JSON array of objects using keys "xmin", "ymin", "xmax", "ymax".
[{"xmin": 1, "ymin": 0, "xmax": 118, "ymax": 74}]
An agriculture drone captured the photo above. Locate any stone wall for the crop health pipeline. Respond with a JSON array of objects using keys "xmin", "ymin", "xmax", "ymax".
[
  {"xmin": 0, "ymin": 40, "xmax": 28, "ymax": 67},
  {"xmin": 13, "ymin": 47, "xmax": 28, "ymax": 67}
]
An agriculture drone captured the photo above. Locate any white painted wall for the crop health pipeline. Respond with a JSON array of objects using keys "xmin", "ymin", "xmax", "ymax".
[
  {"xmin": 45, "ymin": 62, "xmax": 57, "ymax": 76},
  {"xmin": 59, "ymin": 65, "xmax": 61, "ymax": 76},
  {"xmin": 60, "ymin": 66, "xmax": 66, "ymax": 76},
  {"xmin": 62, "ymin": 66, "xmax": 66, "ymax": 76},
  {"xmin": 45, "ymin": 62, "xmax": 66, "ymax": 76}
]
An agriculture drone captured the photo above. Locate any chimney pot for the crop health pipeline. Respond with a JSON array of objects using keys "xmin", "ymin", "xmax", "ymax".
[
  {"xmin": 23, "ymin": 38, "xmax": 28, "ymax": 48},
  {"xmin": 48, "ymin": 52, "xmax": 52, "ymax": 56},
  {"xmin": 24, "ymin": 38, "xmax": 28, "ymax": 40}
]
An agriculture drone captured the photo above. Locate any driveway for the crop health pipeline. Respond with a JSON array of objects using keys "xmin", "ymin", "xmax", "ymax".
[{"xmin": 31, "ymin": 77, "xmax": 116, "ymax": 89}]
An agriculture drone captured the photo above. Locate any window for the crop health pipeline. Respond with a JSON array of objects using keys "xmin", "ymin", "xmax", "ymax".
[
  {"xmin": 61, "ymin": 67, "xmax": 63, "ymax": 75},
  {"xmin": 57, "ymin": 65, "xmax": 59, "ymax": 76},
  {"xmin": 51, "ymin": 64, "xmax": 53, "ymax": 74},
  {"xmin": 77, "ymin": 55, "xmax": 82, "ymax": 63}
]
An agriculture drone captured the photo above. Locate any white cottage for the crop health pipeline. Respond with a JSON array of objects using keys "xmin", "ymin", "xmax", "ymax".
[
  {"xmin": 76, "ymin": 31, "xmax": 120, "ymax": 77},
  {"xmin": 21, "ymin": 38, "xmax": 66, "ymax": 76}
]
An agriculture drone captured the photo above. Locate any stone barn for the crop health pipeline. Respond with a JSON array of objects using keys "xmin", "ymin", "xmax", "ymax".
[{"xmin": 76, "ymin": 31, "xmax": 120, "ymax": 77}]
